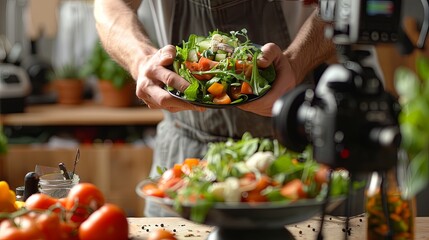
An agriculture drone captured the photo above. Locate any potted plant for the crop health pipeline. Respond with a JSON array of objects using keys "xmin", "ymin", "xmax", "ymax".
[
  {"xmin": 85, "ymin": 42, "xmax": 135, "ymax": 107},
  {"xmin": 50, "ymin": 64, "xmax": 85, "ymax": 105}
]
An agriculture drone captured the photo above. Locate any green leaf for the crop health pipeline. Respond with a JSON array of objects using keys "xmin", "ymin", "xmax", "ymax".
[
  {"xmin": 408, "ymin": 150, "xmax": 429, "ymax": 197},
  {"xmin": 416, "ymin": 55, "xmax": 429, "ymax": 82},
  {"xmin": 394, "ymin": 67, "xmax": 420, "ymax": 103},
  {"xmin": 250, "ymin": 51, "xmax": 272, "ymax": 96},
  {"xmin": 86, "ymin": 41, "xmax": 131, "ymax": 88}
]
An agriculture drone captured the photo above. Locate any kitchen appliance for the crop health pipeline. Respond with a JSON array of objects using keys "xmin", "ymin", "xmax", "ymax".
[
  {"xmin": 273, "ymin": 0, "xmax": 428, "ymax": 239},
  {"xmin": 0, "ymin": 63, "xmax": 31, "ymax": 113}
]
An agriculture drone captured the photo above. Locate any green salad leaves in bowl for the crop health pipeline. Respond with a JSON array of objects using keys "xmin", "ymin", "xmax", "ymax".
[
  {"xmin": 168, "ymin": 29, "xmax": 276, "ymax": 107},
  {"xmin": 136, "ymin": 133, "xmax": 349, "ymax": 226}
]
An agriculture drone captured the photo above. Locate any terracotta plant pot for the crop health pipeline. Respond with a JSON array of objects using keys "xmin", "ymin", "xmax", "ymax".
[
  {"xmin": 54, "ymin": 79, "xmax": 84, "ymax": 105},
  {"xmin": 98, "ymin": 80, "xmax": 135, "ymax": 107}
]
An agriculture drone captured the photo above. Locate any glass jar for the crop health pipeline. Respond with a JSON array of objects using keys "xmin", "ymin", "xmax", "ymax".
[
  {"xmin": 365, "ymin": 169, "xmax": 415, "ymax": 240},
  {"xmin": 38, "ymin": 172, "xmax": 80, "ymax": 198},
  {"xmin": 15, "ymin": 186, "xmax": 25, "ymax": 201}
]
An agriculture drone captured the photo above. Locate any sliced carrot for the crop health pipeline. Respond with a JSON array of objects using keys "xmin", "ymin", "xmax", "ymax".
[
  {"xmin": 213, "ymin": 93, "xmax": 232, "ymax": 104},
  {"xmin": 181, "ymin": 158, "xmax": 200, "ymax": 175},
  {"xmin": 243, "ymin": 190, "xmax": 268, "ymax": 203},
  {"xmin": 207, "ymin": 82, "xmax": 225, "ymax": 97},
  {"xmin": 173, "ymin": 163, "xmax": 183, "ymax": 176},
  {"xmin": 240, "ymin": 81, "xmax": 253, "ymax": 94},
  {"xmin": 183, "ymin": 158, "xmax": 200, "ymax": 167}
]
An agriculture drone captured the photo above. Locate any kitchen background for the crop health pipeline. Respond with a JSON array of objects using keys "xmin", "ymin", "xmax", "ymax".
[{"xmin": 0, "ymin": 0, "xmax": 428, "ymax": 217}]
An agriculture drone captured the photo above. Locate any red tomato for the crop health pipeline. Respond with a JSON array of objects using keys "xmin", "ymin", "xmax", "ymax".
[
  {"xmin": 314, "ymin": 164, "xmax": 330, "ymax": 184},
  {"xmin": 142, "ymin": 184, "xmax": 165, "ymax": 198},
  {"xmin": 148, "ymin": 229, "xmax": 177, "ymax": 240},
  {"xmin": 58, "ymin": 197, "xmax": 68, "ymax": 208},
  {"xmin": 158, "ymin": 178, "xmax": 184, "ymax": 192},
  {"xmin": 0, "ymin": 215, "xmax": 44, "ymax": 240},
  {"xmin": 280, "ymin": 179, "xmax": 307, "ymax": 200},
  {"xmin": 235, "ymin": 60, "xmax": 252, "ymax": 78},
  {"xmin": 184, "ymin": 60, "xmax": 214, "ymax": 80},
  {"xmin": 60, "ymin": 221, "xmax": 79, "ymax": 240},
  {"xmin": 242, "ymin": 190, "xmax": 268, "ymax": 203},
  {"xmin": 66, "ymin": 183, "xmax": 105, "ymax": 224},
  {"xmin": 25, "ymin": 193, "xmax": 59, "ymax": 211},
  {"xmin": 158, "ymin": 169, "xmax": 182, "ymax": 187},
  {"xmin": 198, "ymin": 57, "xmax": 218, "ymax": 70},
  {"xmin": 35, "ymin": 212, "xmax": 62, "ymax": 240},
  {"xmin": 78, "ymin": 203, "xmax": 129, "ymax": 240},
  {"xmin": 240, "ymin": 81, "xmax": 253, "ymax": 94}
]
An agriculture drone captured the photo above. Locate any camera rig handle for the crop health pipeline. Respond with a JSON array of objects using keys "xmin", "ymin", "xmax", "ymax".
[{"xmin": 417, "ymin": 0, "xmax": 429, "ymax": 49}]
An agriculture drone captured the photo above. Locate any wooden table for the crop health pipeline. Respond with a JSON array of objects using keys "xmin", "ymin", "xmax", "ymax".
[{"xmin": 128, "ymin": 216, "xmax": 429, "ymax": 240}]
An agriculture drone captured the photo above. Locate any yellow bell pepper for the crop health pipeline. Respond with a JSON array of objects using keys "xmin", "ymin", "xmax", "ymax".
[{"xmin": 0, "ymin": 181, "xmax": 18, "ymax": 213}]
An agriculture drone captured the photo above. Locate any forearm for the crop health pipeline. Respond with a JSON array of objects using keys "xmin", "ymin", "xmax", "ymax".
[
  {"xmin": 93, "ymin": 0, "xmax": 157, "ymax": 79},
  {"xmin": 284, "ymin": 9, "xmax": 336, "ymax": 84}
]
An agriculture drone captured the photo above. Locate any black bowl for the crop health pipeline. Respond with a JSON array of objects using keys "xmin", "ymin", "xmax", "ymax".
[{"xmin": 166, "ymin": 87, "xmax": 266, "ymax": 109}]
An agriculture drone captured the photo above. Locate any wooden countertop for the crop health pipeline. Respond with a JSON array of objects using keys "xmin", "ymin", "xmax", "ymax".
[
  {"xmin": 128, "ymin": 216, "xmax": 429, "ymax": 240},
  {"xmin": 0, "ymin": 101, "xmax": 164, "ymax": 126}
]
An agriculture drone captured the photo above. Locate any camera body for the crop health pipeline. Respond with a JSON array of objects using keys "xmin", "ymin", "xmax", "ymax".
[
  {"xmin": 272, "ymin": 59, "xmax": 401, "ymax": 172},
  {"xmin": 320, "ymin": 0, "xmax": 402, "ymax": 45},
  {"xmin": 272, "ymin": 0, "xmax": 408, "ymax": 172}
]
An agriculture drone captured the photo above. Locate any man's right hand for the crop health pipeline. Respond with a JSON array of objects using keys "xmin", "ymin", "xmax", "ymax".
[{"xmin": 135, "ymin": 45, "xmax": 205, "ymax": 112}]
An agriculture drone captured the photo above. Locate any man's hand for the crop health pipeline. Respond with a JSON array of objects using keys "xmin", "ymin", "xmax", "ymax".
[
  {"xmin": 237, "ymin": 43, "xmax": 297, "ymax": 117},
  {"xmin": 135, "ymin": 45, "xmax": 205, "ymax": 112}
]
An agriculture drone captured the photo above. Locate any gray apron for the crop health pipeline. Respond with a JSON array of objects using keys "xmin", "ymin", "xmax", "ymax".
[{"xmin": 146, "ymin": 0, "xmax": 290, "ymax": 217}]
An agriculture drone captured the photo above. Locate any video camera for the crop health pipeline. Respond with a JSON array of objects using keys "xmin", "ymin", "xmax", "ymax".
[{"xmin": 272, "ymin": 0, "xmax": 429, "ymax": 173}]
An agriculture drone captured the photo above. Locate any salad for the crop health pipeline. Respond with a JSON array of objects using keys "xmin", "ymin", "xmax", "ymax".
[
  {"xmin": 169, "ymin": 29, "xmax": 276, "ymax": 105},
  {"xmin": 141, "ymin": 133, "xmax": 350, "ymax": 221}
]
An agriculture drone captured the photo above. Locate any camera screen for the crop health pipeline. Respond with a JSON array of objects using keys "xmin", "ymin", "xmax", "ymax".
[
  {"xmin": 367, "ymin": 0, "xmax": 395, "ymax": 16},
  {"xmin": 357, "ymin": 0, "xmax": 401, "ymax": 43}
]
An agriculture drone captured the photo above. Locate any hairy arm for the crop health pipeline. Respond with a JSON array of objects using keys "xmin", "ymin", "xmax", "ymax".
[
  {"xmin": 93, "ymin": 0, "xmax": 156, "ymax": 80},
  {"xmin": 93, "ymin": 0, "xmax": 202, "ymax": 112},
  {"xmin": 284, "ymin": 9, "xmax": 336, "ymax": 84}
]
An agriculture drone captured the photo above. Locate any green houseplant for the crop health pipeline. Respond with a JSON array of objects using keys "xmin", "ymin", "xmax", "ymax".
[
  {"xmin": 85, "ymin": 42, "xmax": 135, "ymax": 107},
  {"xmin": 394, "ymin": 54, "xmax": 429, "ymax": 200},
  {"xmin": 50, "ymin": 63, "xmax": 85, "ymax": 105}
]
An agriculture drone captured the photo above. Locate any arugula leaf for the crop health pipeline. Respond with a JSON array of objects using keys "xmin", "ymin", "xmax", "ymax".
[{"xmin": 250, "ymin": 51, "xmax": 273, "ymax": 95}]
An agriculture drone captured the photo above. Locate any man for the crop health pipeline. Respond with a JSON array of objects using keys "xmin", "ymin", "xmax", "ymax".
[{"xmin": 93, "ymin": 0, "xmax": 335, "ymax": 216}]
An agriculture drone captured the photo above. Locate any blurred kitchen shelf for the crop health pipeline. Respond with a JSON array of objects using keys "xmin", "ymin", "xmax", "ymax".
[
  {"xmin": 0, "ymin": 101, "xmax": 164, "ymax": 126},
  {"xmin": 1, "ymin": 144, "xmax": 153, "ymax": 217},
  {"xmin": 0, "ymin": 101, "xmax": 163, "ymax": 217}
]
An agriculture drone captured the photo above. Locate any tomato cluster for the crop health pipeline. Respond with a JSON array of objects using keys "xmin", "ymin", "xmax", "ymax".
[{"xmin": 0, "ymin": 183, "xmax": 128, "ymax": 240}]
